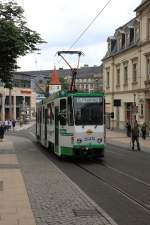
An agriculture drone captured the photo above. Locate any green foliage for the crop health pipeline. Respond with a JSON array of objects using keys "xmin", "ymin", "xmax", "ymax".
[{"xmin": 0, "ymin": 1, "xmax": 45, "ymax": 86}]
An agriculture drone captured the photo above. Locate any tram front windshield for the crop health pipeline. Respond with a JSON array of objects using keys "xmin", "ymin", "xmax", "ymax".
[{"xmin": 74, "ymin": 97, "xmax": 103, "ymax": 125}]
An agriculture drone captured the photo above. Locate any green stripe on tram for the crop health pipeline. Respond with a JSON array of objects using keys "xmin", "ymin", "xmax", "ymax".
[{"xmin": 60, "ymin": 146, "xmax": 73, "ymax": 156}]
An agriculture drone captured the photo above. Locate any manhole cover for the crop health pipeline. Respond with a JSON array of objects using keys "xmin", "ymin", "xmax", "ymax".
[{"xmin": 73, "ymin": 209, "xmax": 100, "ymax": 217}]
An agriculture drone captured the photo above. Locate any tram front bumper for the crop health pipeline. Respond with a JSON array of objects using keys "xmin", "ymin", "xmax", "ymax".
[{"xmin": 73, "ymin": 145, "xmax": 104, "ymax": 158}]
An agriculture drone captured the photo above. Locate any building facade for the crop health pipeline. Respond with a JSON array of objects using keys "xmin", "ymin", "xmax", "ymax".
[
  {"xmin": 103, "ymin": 0, "xmax": 150, "ymax": 130},
  {"xmin": 0, "ymin": 73, "xmax": 36, "ymax": 121},
  {"xmin": 65, "ymin": 65, "xmax": 103, "ymax": 92}
]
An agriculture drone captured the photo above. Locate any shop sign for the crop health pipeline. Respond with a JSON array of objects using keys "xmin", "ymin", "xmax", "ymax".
[{"xmin": 21, "ymin": 90, "xmax": 32, "ymax": 94}]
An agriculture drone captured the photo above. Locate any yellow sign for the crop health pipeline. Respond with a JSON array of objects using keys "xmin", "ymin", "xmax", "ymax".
[{"xmin": 86, "ymin": 129, "xmax": 93, "ymax": 135}]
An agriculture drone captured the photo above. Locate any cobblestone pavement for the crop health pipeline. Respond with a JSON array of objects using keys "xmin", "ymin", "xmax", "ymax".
[{"xmin": 9, "ymin": 135, "xmax": 118, "ymax": 225}]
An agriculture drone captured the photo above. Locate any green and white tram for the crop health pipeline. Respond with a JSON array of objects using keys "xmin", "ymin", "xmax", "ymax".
[{"xmin": 36, "ymin": 91, "xmax": 105, "ymax": 158}]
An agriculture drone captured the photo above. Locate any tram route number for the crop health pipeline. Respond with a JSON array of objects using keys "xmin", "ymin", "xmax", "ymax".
[{"xmin": 84, "ymin": 137, "xmax": 95, "ymax": 141}]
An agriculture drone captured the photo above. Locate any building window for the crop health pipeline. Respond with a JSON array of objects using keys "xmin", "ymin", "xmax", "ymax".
[
  {"xmin": 121, "ymin": 33, "xmax": 125, "ymax": 49},
  {"xmin": 129, "ymin": 28, "xmax": 134, "ymax": 45},
  {"xmin": 60, "ymin": 99, "xmax": 66, "ymax": 126},
  {"xmin": 106, "ymin": 71, "xmax": 110, "ymax": 88},
  {"xmin": 124, "ymin": 65, "xmax": 128, "ymax": 85},
  {"xmin": 116, "ymin": 68, "xmax": 120, "ymax": 86},
  {"xmin": 132, "ymin": 63, "xmax": 137, "ymax": 83},
  {"xmin": 146, "ymin": 57, "xmax": 150, "ymax": 79},
  {"xmin": 147, "ymin": 18, "xmax": 150, "ymax": 40}
]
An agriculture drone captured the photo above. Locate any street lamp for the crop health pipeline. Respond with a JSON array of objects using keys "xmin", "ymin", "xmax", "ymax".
[{"xmin": 133, "ymin": 93, "xmax": 136, "ymax": 123}]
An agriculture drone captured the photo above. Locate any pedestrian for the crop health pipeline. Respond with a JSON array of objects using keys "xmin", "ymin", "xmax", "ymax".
[
  {"xmin": 141, "ymin": 122, "xmax": 147, "ymax": 139},
  {"xmin": 4, "ymin": 120, "xmax": 8, "ymax": 132},
  {"xmin": 8, "ymin": 120, "xmax": 12, "ymax": 131},
  {"xmin": 131, "ymin": 120, "xmax": 141, "ymax": 151},
  {"xmin": 0, "ymin": 124, "xmax": 5, "ymax": 141},
  {"xmin": 12, "ymin": 119, "xmax": 16, "ymax": 132},
  {"xmin": 126, "ymin": 121, "xmax": 131, "ymax": 137}
]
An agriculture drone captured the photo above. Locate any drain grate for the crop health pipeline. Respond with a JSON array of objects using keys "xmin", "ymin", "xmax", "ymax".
[
  {"xmin": 0, "ymin": 181, "xmax": 3, "ymax": 191},
  {"xmin": 72, "ymin": 208, "xmax": 100, "ymax": 217}
]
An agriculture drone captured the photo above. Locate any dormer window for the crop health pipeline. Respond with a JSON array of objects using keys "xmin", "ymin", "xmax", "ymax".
[
  {"xmin": 129, "ymin": 28, "xmax": 134, "ymax": 44},
  {"xmin": 121, "ymin": 33, "xmax": 125, "ymax": 48},
  {"xmin": 107, "ymin": 37, "xmax": 116, "ymax": 53},
  {"xmin": 111, "ymin": 39, "xmax": 117, "ymax": 52}
]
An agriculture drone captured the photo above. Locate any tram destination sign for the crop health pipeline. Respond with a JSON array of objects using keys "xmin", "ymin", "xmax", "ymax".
[{"xmin": 76, "ymin": 97, "xmax": 101, "ymax": 103}]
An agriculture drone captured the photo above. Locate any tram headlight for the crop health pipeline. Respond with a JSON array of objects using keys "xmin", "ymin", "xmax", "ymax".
[
  {"xmin": 97, "ymin": 138, "xmax": 102, "ymax": 143},
  {"xmin": 77, "ymin": 138, "xmax": 82, "ymax": 144}
]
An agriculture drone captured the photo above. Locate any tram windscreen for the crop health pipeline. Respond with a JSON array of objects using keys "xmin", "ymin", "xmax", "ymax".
[{"xmin": 74, "ymin": 97, "xmax": 103, "ymax": 125}]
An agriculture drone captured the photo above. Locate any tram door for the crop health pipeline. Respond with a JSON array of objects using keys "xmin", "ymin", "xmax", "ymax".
[{"xmin": 55, "ymin": 106, "xmax": 59, "ymax": 153}]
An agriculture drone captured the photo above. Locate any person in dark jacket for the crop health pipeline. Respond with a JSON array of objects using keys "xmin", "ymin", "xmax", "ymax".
[
  {"xmin": 126, "ymin": 121, "xmax": 131, "ymax": 137},
  {"xmin": 141, "ymin": 122, "xmax": 147, "ymax": 139},
  {"xmin": 0, "ymin": 124, "xmax": 5, "ymax": 141},
  {"xmin": 131, "ymin": 120, "xmax": 141, "ymax": 151},
  {"xmin": 12, "ymin": 120, "xmax": 16, "ymax": 132}
]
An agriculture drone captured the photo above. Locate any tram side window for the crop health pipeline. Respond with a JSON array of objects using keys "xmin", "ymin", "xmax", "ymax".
[
  {"xmin": 60, "ymin": 99, "xmax": 67, "ymax": 126},
  {"xmin": 67, "ymin": 97, "xmax": 74, "ymax": 126},
  {"xmin": 47, "ymin": 103, "xmax": 54, "ymax": 125}
]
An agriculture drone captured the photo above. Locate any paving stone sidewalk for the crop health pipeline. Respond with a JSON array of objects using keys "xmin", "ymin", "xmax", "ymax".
[
  {"xmin": 0, "ymin": 139, "xmax": 36, "ymax": 225},
  {"xmin": 0, "ymin": 136, "xmax": 118, "ymax": 225}
]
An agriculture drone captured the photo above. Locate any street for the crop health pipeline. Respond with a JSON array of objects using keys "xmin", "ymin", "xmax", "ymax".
[{"xmin": 5, "ymin": 125, "xmax": 150, "ymax": 225}]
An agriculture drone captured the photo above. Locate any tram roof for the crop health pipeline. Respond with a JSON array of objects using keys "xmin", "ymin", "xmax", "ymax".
[{"xmin": 40, "ymin": 91, "xmax": 104, "ymax": 105}]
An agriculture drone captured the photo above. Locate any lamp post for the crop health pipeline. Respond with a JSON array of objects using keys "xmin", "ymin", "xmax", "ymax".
[{"xmin": 133, "ymin": 93, "xmax": 136, "ymax": 123}]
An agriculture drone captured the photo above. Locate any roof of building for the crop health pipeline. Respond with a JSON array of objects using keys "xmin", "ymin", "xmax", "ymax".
[
  {"xmin": 49, "ymin": 68, "xmax": 61, "ymax": 85},
  {"xmin": 134, "ymin": 0, "xmax": 150, "ymax": 12},
  {"xmin": 15, "ymin": 65, "xmax": 103, "ymax": 80},
  {"xmin": 14, "ymin": 65, "xmax": 103, "ymax": 93}
]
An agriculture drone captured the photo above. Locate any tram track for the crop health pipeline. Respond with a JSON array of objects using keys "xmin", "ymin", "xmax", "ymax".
[
  {"xmin": 74, "ymin": 161, "xmax": 150, "ymax": 213},
  {"xmin": 103, "ymin": 162, "xmax": 150, "ymax": 188}
]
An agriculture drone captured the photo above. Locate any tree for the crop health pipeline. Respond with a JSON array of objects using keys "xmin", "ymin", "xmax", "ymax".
[{"xmin": 0, "ymin": 1, "xmax": 45, "ymax": 85}]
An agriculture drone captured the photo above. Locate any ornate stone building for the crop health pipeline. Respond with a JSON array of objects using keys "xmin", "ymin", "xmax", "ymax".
[{"xmin": 103, "ymin": 0, "xmax": 150, "ymax": 130}]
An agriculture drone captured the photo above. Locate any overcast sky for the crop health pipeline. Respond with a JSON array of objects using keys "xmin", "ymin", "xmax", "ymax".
[{"xmin": 14, "ymin": 0, "xmax": 142, "ymax": 71}]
